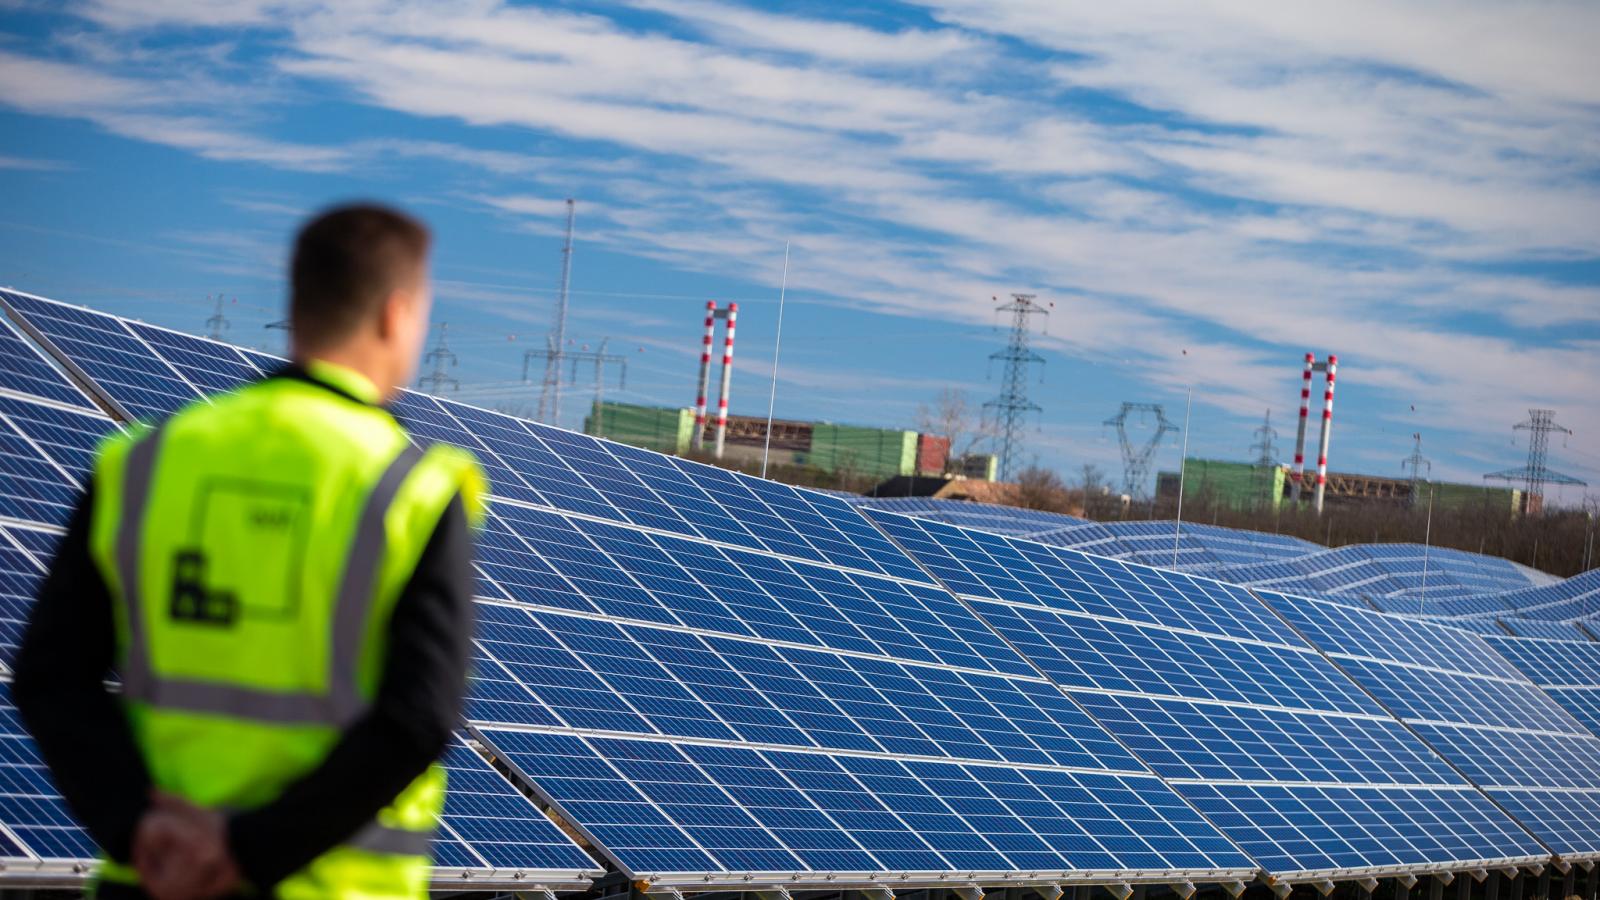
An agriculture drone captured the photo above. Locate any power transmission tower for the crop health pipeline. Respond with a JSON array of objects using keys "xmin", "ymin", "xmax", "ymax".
[
  {"xmin": 1104, "ymin": 402, "xmax": 1179, "ymax": 502},
  {"xmin": 524, "ymin": 339, "xmax": 626, "ymax": 434},
  {"xmin": 205, "ymin": 295, "xmax": 231, "ymax": 341},
  {"xmin": 982, "ymin": 293, "xmax": 1048, "ymax": 482},
  {"xmin": 1484, "ymin": 409, "xmax": 1586, "ymax": 514},
  {"xmin": 417, "ymin": 323, "xmax": 459, "ymax": 394},
  {"xmin": 1249, "ymin": 409, "xmax": 1280, "ymax": 507},
  {"xmin": 1402, "ymin": 433, "xmax": 1431, "ymax": 505},
  {"xmin": 537, "ymin": 198, "xmax": 577, "ymax": 423},
  {"xmin": 1249, "ymin": 409, "xmax": 1279, "ymax": 466}
]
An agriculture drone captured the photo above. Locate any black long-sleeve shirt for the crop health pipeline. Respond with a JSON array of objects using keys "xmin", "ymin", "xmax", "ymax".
[{"xmin": 11, "ymin": 370, "xmax": 476, "ymax": 894}]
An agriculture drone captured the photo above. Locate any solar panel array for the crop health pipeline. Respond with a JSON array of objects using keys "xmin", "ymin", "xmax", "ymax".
[
  {"xmin": 1215, "ymin": 546, "xmax": 1544, "ymax": 611},
  {"xmin": 1262, "ymin": 591, "xmax": 1600, "ymax": 859},
  {"xmin": 0, "ymin": 291, "xmax": 1263, "ymax": 889},
  {"xmin": 1439, "ymin": 570, "xmax": 1600, "ymax": 624},
  {"xmin": 0, "ymin": 288, "xmax": 1596, "ymax": 891},
  {"xmin": 864, "ymin": 512, "xmax": 1550, "ymax": 877},
  {"xmin": 0, "ymin": 290, "xmax": 602, "ymax": 888},
  {"xmin": 849, "ymin": 499, "xmax": 1320, "ymax": 572}
]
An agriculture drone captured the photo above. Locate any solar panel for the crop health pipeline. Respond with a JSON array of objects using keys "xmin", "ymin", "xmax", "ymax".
[
  {"xmin": 1484, "ymin": 636, "xmax": 1600, "ymax": 738},
  {"xmin": 433, "ymin": 736, "xmax": 603, "ymax": 881},
  {"xmin": 0, "ymin": 408, "xmax": 83, "ymax": 529},
  {"xmin": 1498, "ymin": 618, "xmax": 1592, "ymax": 641},
  {"xmin": 0, "ymin": 527, "xmax": 51, "ymax": 669},
  {"xmin": 1265, "ymin": 591, "xmax": 1600, "ymax": 860},
  {"xmin": 870, "ymin": 511, "xmax": 1549, "ymax": 878},
  {"xmin": 0, "ymin": 311, "xmax": 95, "ymax": 411},
  {"xmin": 0, "ymin": 682, "xmax": 98, "ymax": 866},
  {"xmin": 125, "ymin": 321, "xmax": 268, "ymax": 395},
  {"xmin": 477, "ymin": 727, "xmax": 1247, "ymax": 882},
  {"xmin": 0, "ymin": 395, "xmax": 117, "ymax": 486},
  {"xmin": 0, "ymin": 291, "xmax": 203, "ymax": 420}
]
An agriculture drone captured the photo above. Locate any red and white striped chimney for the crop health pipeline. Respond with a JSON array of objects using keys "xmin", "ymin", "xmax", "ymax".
[
  {"xmin": 712, "ymin": 302, "xmax": 738, "ymax": 458},
  {"xmin": 1290, "ymin": 351, "xmax": 1314, "ymax": 503},
  {"xmin": 691, "ymin": 301, "xmax": 716, "ymax": 450},
  {"xmin": 1313, "ymin": 354, "xmax": 1338, "ymax": 514}
]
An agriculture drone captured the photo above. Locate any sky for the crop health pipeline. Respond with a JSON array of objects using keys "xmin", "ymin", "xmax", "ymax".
[{"xmin": 0, "ymin": 1, "xmax": 1597, "ymax": 500}]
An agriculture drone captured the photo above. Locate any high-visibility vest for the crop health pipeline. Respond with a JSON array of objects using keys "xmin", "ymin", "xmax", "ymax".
[{"xmin": 86, "ymin": 366, "xmax": 485, "ymax": 898}]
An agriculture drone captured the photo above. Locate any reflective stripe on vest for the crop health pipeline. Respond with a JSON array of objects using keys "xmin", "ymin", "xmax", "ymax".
[
  {"xmin": 348, "ymin": 822, "xmax": 437, "ymax": 857},
  {"xmin": 114, "ymin": 426, "xmax": 425, "ymax": 727}
]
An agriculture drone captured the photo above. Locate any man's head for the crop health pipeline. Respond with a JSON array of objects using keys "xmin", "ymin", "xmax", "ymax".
[{"xmin": 289, "ymin": 203, "xmax": 431, "ymax": 399}]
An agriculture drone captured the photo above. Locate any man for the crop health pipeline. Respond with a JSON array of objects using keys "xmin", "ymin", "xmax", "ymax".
[{"xmin": 14, "ymin": 204, "xmax": 484, "ymax": 899}]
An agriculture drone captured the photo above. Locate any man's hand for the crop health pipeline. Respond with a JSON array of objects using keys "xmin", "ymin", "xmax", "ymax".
[{"xmin": 132, "ymin": 791, "xmax": 241, "ymax": 900}]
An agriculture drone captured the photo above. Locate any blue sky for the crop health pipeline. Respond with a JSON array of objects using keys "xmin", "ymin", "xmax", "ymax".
[{"xmin": 1, "ymin": 1, "xmax": 1597, "ymax": 500}]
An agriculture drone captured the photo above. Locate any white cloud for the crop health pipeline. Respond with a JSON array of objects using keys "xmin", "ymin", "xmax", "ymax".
[
  {"xmin": 8, "ymin": 0, "xmax": 1599, "ymax": 488},
  {"xmin": 631, "ymin": 0, "xmax": 980, "ymax": 66}
]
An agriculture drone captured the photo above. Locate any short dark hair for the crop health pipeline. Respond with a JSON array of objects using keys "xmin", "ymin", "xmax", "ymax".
[{"xmin": 290, "ymin": 203, "xmax": 430, "ymax": 345}]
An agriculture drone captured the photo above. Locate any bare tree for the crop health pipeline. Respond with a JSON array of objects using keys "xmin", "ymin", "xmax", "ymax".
[
  {"xmin": 916, "ymin": 388, "xmax": 994, "ymax": 474},
  {"xmin": 1077, "ymin": 463, "xmax": 1111, "ymax": 517},
  {"xmin": 1014, "ymin": 466, "xmax": 1079, "ymax": 513}
]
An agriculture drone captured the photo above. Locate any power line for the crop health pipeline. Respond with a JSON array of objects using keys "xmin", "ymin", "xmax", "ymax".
[
  {"xmin": 1402, "ymin": 432, "xmax": 1431, "ymax": 505},
  {"xmin": 982, "ymin": 293, "xmax": 1049, "ymax": 482},
  {"xmin": 1249, "ymin": 409, "xmax": 1279, "ymax": 466},
  {"xmin": 1484, "ymin": 409, "xmax": 1585, "ymax": 514},
  {"xmin": 1249, "ymin": 409, "xmax": 1279, "ymax": 508},
  {"xmin": 1104, "ymin": 401, "xmax": 1179, "ymax": 503},
  {"xmin": 204, "ymin": 294, "xmax": 231, "ymax": 341},
  {"xmin": 523, "ymin": 339, "xmax": 627, "ymax": 430},
  {"xmin": 417, "ymin": 322, "xmax": 459, "ymax": 393}
]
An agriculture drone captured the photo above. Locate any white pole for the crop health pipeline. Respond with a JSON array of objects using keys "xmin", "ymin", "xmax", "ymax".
[
  {"xmin": 1419, "ymin": 484, "xmax": 1435, "ymax": 615},
  {"xmin": 761, "ymin": 242, "xmax": 791, "ymax": 479},
  {"xmin": 1173, "ymin": 385, "xmax": 1193, "ymax": 567}
]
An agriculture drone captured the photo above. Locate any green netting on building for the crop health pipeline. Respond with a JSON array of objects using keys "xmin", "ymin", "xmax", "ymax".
[
  {"xmin": 584, "ymin": 401, "xmax": 692, "ymax": 454},
  {"xmin": 806, "ymin": 424, "xmax": 918, "ymax": 481}
]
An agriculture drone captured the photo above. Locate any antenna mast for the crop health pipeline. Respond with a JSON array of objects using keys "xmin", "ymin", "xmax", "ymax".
[{"xmin": 538, "ymin": 199, "xmax": 577, "ymax": 423}]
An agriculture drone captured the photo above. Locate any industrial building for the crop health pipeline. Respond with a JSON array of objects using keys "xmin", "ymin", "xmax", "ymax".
[
  {"xmin": 582, "ymin": 400, "xmax": 995, "ymax": 481},
  {"xmin": 1156, "ymin": 457, "xmax": 1523, "ymax": 513}
]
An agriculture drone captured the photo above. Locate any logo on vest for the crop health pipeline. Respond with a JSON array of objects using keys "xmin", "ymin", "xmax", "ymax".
[{"xmin": 170, "ymin": 549, "xmax": 239, "ymax": 626}]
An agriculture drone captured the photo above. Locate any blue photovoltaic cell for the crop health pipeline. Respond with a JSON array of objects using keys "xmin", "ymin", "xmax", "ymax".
[
  {"xmin": 0, "ymin": 683, "xmax": 97, "ymax": 861},
  {"xmin": 0, "ymin": 528, "xmax": 49, "ymax": 668},
  {"xmin": 0, "ymin": 292, "xmax": 202, "ymax": 420},
  {"xmin": 874, "ymin": 512, "xmax": 1548, "ymax": 875},
  {"xmin": 0, "ymin": 395, "xmax": 116, "ymax": 486},
  {"xmin": 1264, "ymin": 591, "xmax": 1600, "ymax": 857},
  {"xmin": 126, "ymin": 322, "xmax": 266, "ymax": 396},
  {"xmin": 0, "ymin": 313, "xmax": 93, "ymax": 411},
  {"xmin": 437, "ymin": 737, "xmax": 600, "ymax": 873},
  {"xmin": 469, "ymin": 602, "xmax": 1139, "ymax": 771},
  {"xmin": 1497, "ymin": 618, "xmax": 1591, "ymax": 641},
  {"xmin": 0, "ymin": 410, "xmax": 80, "ymax": 528},
  {"xmin": 1486, "ymin": 635, "xmax": 1600, "ymax": 738},
  {"xmin": 477, "ymin": 728, "xmax": 1252, "ymax": 878}
]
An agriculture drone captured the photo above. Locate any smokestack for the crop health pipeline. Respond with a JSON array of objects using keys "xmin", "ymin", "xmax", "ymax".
[
  {"xmin": 692, "ymin": 301, "xmax": 716, "ymax": 450},
  {"xmin": 713, "ymin": 303, "xmax": 738, "ymax": 458},
  {"xmin": 1290, "ymin": 352, "xmax": 1313, "ymax": 502},
  {"xmin": 1313, "ymin": 354, "xmax": 1338, "ymax": 514}
]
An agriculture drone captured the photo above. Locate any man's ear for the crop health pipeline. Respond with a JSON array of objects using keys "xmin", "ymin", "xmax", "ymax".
[{"xmin": 376, "ymin": 290, "xmax": 404, "ymax": 341}]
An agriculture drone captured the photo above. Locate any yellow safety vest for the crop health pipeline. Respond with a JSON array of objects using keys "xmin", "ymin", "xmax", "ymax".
[{"xmin": 87, "ymin": 362, "xmax": 485, "ymax": 899}]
